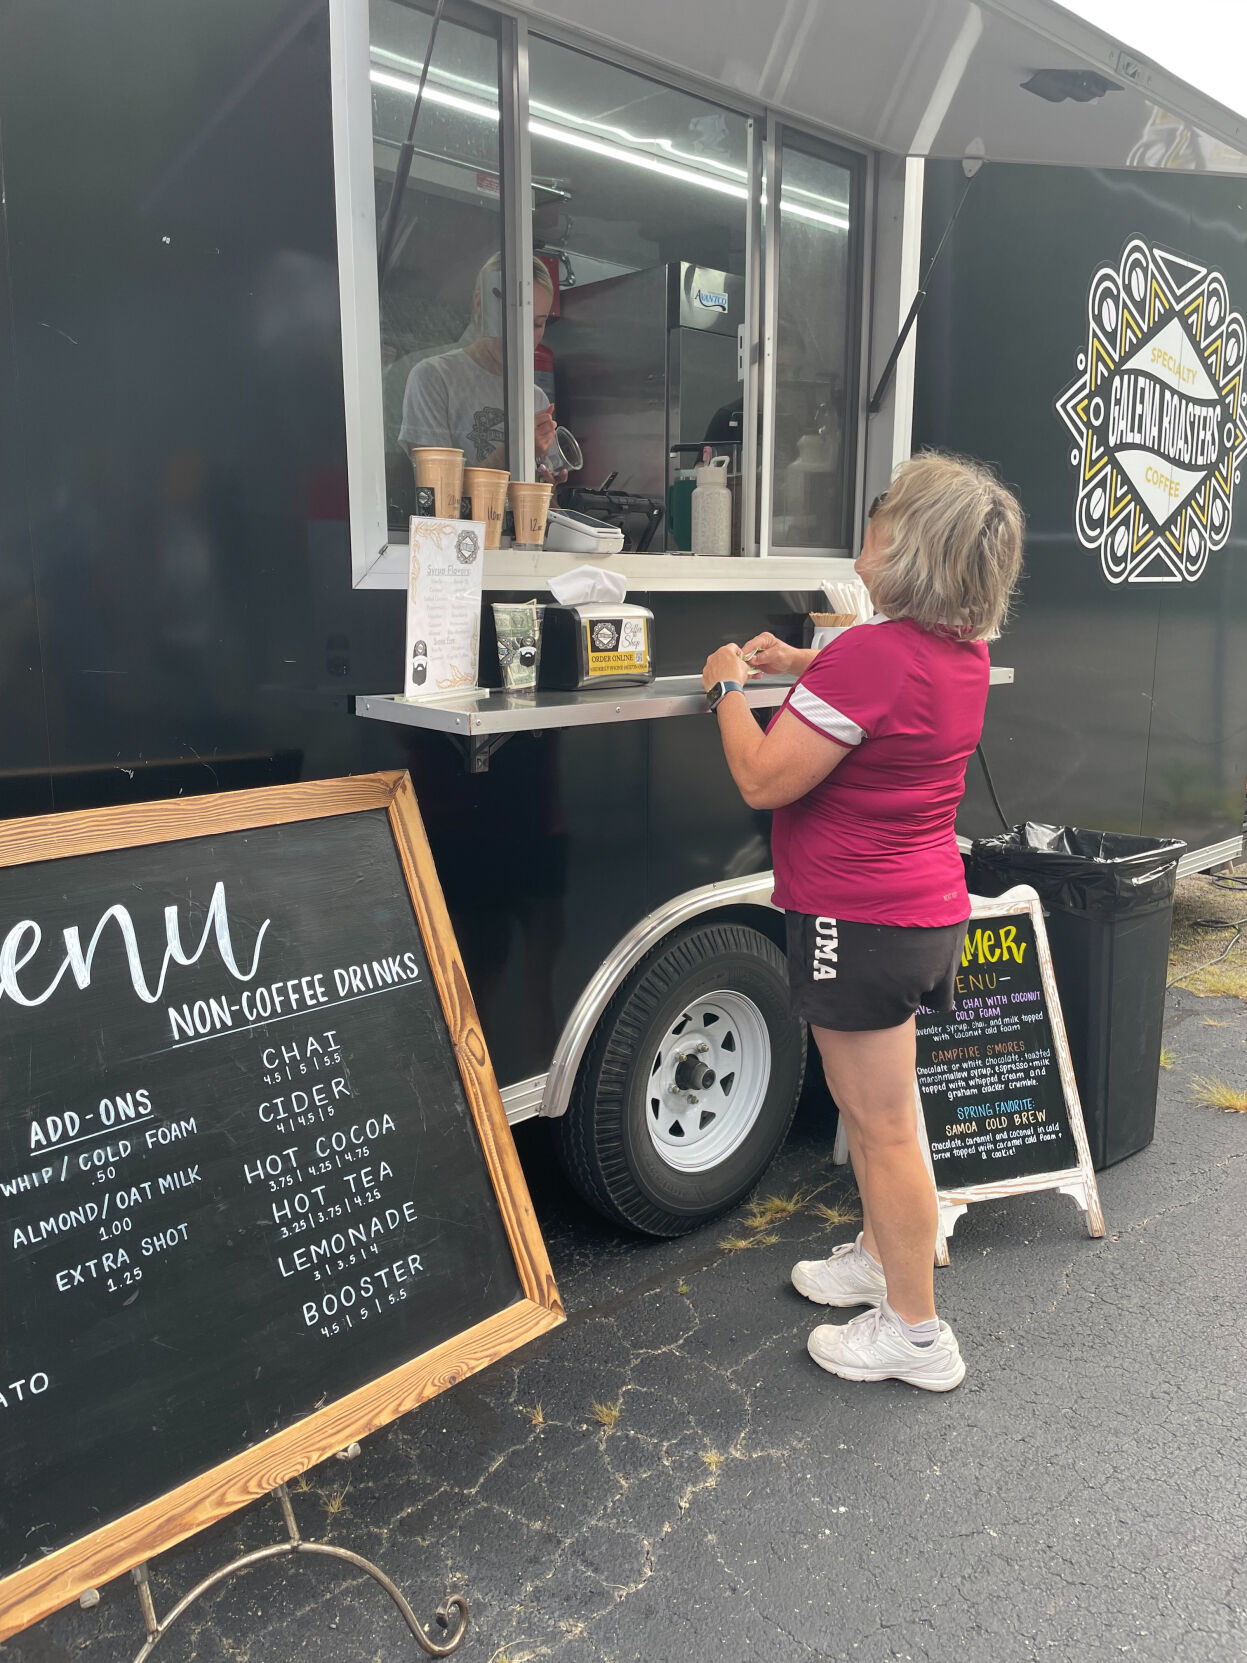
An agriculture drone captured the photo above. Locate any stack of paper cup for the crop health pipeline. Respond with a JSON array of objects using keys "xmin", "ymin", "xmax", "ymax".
[
  {"xmin": 411, "ymin": 446, "xmax": 465, "ymax": 519},
  {"xmin": 463, "ymin": 466, "xmax": 510, "ymax": 549},
  {"xmin": 507, "ymin": 482, "xmax": 553, "ymax": 549}
]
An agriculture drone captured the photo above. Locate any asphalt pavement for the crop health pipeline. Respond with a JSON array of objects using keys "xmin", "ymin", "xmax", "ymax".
[{"xmin": 4, "ymin": 985, "xmax": 1245, "ymax": 1663}]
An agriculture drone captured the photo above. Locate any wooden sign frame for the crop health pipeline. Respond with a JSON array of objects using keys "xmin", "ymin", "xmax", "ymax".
[
  {"xmin": 914, "ymin": 884, "xmax": 1105, "ymax": 1266},
  {"xmin": 0, "ymin": 771, "xmax": 563, "ymax": 1640}
]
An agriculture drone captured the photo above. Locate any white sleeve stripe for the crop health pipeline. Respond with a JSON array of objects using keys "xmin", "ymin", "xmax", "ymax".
[{"xmin": 788, "ymin": 686, "xmax": 864, "ymax": 746}]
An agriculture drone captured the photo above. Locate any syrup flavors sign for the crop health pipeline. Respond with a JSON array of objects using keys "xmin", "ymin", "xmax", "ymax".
[{"xmin": 1056, "ymin": 238, "xmax": 1247, "ymax": 584}]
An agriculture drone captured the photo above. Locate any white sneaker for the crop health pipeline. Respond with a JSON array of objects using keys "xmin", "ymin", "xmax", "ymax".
[
  {"xmin": 791, "ymin": 1233, "xmax": 887, "ymax": 1308},
  {"xmin": 807, "ymin": 1301, "xmax": 966, "ymax": 1392}
]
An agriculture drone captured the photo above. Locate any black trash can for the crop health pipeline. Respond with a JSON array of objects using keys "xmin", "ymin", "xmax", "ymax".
[{"xmin": 965, "ymin": 824, "xmax": 1186, "ymax": 1170}]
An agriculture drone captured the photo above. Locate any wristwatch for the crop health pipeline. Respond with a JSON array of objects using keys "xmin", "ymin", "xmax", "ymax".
[{"xmin": 706, "ymin": 679, "xmax": 744, "ymax": 713}]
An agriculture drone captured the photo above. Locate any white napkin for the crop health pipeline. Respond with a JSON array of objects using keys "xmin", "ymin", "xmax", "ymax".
[{"xmin": 548, "ymin": 564, "xmax": 627, "ymax": 606}]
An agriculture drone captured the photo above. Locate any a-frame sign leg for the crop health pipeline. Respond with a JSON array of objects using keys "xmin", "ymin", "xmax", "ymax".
[
  {"xmin": 912, "ymin": 1084, "xmax": 954, "ymax": 1267},
  {"xmin": 1057, "ymin": 1176, "xmax": 1106, "ymax": 1239}
]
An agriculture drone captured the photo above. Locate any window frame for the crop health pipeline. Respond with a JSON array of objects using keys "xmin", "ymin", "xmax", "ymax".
[
  {"xmin": 329, "ymin": 0, "xmax": 872, "ymax": 588},
  {"xmin": 759, "ymin": 121, "xmax": 868, "ymax": 558}
]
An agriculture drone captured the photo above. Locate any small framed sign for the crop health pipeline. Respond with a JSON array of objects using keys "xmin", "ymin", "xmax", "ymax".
[
  {"xmin": 914, "ymin": 885, "xmax": 1105, "ymax": 1264},
  {"xmin": 405, "ymin": 518, "xmax": 485, "ymax": 699}
]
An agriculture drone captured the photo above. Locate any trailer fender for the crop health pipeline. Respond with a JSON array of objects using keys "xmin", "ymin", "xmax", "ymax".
[{"xmin": 538, "ymin": 872, "xmax": 779, "ymax": 1120}]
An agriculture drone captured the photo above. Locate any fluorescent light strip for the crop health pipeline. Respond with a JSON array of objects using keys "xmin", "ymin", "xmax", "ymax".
[
  {"xmin": 373, "ymin": 56, "xmax": 849, "ymax": 216},
  {"xmin": 371, "ymin": 66, "xmax": 498, "ymax": 120},
  {"xmin": 369, "ymin": 67, "xmax": 848, "ymax": 228},
  {"xmin": 372, "ymin": 47, "xmax": 746, "ymax": 179},
  {"xmin": 528, "ymin": 118, "xmax": 746, "ymax": 199}
]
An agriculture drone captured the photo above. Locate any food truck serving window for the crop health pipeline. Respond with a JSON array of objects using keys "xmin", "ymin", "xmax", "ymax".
[{"xmin": 335, "ymin": 0, "xmax": 870, "ymax": 582}]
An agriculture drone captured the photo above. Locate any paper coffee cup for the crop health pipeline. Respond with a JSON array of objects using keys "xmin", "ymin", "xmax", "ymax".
[
  {"xmin": 463, "ymin": 466, "xmax": 510, "ymax": 550},
  {"xmin": 507, "ymin": 481, "xmax": 553, "ymax": 548},
  {"xmin": 411, "ymin": 446, "xmax": 465, "ymax": 519}
]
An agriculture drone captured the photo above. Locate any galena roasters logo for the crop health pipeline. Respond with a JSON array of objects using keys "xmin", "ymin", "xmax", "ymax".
[{"xmin": 1056, "ymin": 238, "xmax": 1247, "ymax": 584}]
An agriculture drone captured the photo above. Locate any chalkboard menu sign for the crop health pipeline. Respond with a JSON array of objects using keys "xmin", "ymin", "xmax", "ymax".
[
  {"xmin": 0, "ymin": 774, "xmax": 561, "ymax": 1639},
  {"xmin": 914, "ymin": 887, "xmax": 1104, "ymax": 1259}
]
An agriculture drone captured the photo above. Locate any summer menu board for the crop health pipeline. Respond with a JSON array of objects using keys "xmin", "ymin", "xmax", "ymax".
[
  {"xmin": 917, "ymin": 912, "xmax": 1076, "ymax": 1188},
  {"xmin": 0, "ymin": 775, "xmax": 561, "ymax": 1639},
  {"xmin": 913, "ymin": 887, "xmax": 1103, "ymax": 1257}
]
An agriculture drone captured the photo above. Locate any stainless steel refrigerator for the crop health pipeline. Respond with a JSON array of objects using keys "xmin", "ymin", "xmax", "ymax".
[{"xmin": 552, "ymin": 262, "xmax": 744, "ymax": 551}]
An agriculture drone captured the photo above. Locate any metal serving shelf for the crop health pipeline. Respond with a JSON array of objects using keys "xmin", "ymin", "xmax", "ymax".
[{"xmin": 357, "ymin": 667, "xmax": 1014, "ymax": 770}]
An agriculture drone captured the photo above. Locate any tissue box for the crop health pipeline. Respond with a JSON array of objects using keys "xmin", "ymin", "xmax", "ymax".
[{"xmin": 539, "ymin": 603, "xmax": 655, "ymax": 690}]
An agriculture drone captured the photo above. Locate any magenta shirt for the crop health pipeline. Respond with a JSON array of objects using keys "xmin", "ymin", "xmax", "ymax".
[{"xmin": 768, "ymin": 616, "xmax": 989, "ymax": 927}]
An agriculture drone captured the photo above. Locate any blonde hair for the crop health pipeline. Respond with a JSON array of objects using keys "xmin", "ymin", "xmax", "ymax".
[
  {"xmin": 867, "ymin": 451, "xmax": 1024, "ymax": 642},
  {"xmin": 475, "ymin": 251, "xmax": 555, "ymax": 298}
]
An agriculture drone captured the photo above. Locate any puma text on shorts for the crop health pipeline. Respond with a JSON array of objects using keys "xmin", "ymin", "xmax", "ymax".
[{"xmin": 784, "ymin": 912, "xmax": 968, "ymax": 1031}]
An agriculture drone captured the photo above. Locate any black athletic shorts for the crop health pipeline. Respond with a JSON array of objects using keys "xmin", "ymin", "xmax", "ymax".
[{"xmin": 784, "ymin": 911, "xmax": 968, "ymax": 1032}]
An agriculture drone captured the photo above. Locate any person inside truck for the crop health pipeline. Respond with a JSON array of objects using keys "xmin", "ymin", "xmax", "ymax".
[
  {"xmin": 701, "ymin": 452, "xmax": 1024, "ymax": 1392},
  {"xmin": 398, "ymin": 253, "xmax": 565, "ymax": 480}
]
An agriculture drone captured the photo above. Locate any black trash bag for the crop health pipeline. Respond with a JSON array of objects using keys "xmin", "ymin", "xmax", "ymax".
[{"xmin": 966, "ymin": 822, "xmax": 1187, "ymax": 922}]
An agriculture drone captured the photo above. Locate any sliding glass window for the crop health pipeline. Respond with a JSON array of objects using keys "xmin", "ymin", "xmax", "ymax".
[
  {"xmin": 526, "ymin": 38, "xmax": 751, "ymax": 552},
  {"xmin": 370, "ymin": 0, "xmax": 509, "ymax": 538},
  {"xmin": 765, "ymin": 130, "xmax": 861, "ymax": 555}
]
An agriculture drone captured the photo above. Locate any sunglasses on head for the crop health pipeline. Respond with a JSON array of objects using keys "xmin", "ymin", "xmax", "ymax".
[{"xmin": 868, "ymin": 491, "xmax": 888, "ymax": 519}]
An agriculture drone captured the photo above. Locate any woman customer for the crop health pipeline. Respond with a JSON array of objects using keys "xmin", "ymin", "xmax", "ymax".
[{"xmin": 700, "ymin": 451, "xmax": 1024, "ymax": 1391}]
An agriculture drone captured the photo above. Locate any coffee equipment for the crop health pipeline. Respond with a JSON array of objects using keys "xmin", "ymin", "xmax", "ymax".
[{"xmin": 554, "ymin": 263, "xmax": 744, "ymax": 551}]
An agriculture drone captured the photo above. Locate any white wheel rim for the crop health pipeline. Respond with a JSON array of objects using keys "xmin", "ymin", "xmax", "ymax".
[{"xmin": 644, "ymin": 990, "xmax": 772, "ymax": 1174}]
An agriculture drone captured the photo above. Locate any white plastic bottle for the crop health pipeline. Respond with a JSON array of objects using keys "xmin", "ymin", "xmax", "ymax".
[{"xmin": 691, "ymin": 453, "xmax": 732, "ymax": 556}]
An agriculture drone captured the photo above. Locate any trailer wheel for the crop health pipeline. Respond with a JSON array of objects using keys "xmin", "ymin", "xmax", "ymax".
[{"xmin": 554, "ymin": 922, "xmax": 805, "ymax": 1236}]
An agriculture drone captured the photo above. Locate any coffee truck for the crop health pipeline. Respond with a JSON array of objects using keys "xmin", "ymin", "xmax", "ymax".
[{"xmin": 0, "ymin": 0, "xmax": 1243, "ymax": 1234}]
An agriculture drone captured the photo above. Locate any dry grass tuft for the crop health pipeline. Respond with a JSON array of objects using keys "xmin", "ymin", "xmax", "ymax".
[
  {"xmin": 701, "ymin": 1449, "xmax": 726, "ymax": 1475},
  {"xmin": 1192, "ymin": 1075, "xmax": 1247, "ymax": 1113},
  {"xmin": 526, "ymin": 1403, "xmax": 545, "ymax": 1427},
  {"xmin": 754, "ymin": 1231, "xmax": 780, "ymax": 1247},
  {"xmin": 742, "ymin": 1190, "xmax": 810, "ymax": 1230},
  {"xmin": 1168, "ymin": 870, "xmax": 1247, "ymax": 989},
  {"xmin": 676, "ymin": 1280, "xmax": 691, "ymax": 1295},
  {"xmin": 1183, "ymin": 963, "xmax": 1247, "ymax": 1001},
  {"xmin": 591, "ymin": 1400, "xmax": 621, "ymax": 1432},
  {"xmin": 812, "ymin": 1199, "xmax": 862, "ymax": 1228},
  {"xmin": 717, "ymin": 1233, "xmax": 756, "ymax": 1253},
  {"xmin": 1159, "ymin": 1047, "xmax": 1175, "ymax": 1070},
  {"xmin": 322, "ymin": 1484, "xmax": 350, "ymax": 1517}
]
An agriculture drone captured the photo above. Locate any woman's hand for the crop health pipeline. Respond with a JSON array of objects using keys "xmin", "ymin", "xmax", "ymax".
[
  {"xmin": 740, "ymin": 631, "xmax": 803, "ymax": 677},
  {"xmin": 534, "ymin": 407, "xmax": 567, "ymax": 483},
  {"xmin": 702, "ymin": 643, "xmax": 748, "ymax": 692},
  {"xmin": 535, "ymin": 406, "xmax": 558, "ymax": 455}
]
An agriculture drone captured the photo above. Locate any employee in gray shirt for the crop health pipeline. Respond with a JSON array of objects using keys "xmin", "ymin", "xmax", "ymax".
[{"xmin": 399, "ymin": 254, "xmax": 562, "ymax": 475}]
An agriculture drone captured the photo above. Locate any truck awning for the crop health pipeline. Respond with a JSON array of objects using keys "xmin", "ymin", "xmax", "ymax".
[{"xmin": 520, "ymin": 0, "xmax": 1247, "ymax": 174}]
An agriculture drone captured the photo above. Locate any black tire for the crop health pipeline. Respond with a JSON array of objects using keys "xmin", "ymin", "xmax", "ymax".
[{"xmin": 554, "ymin": 921, "xmax": 805, "ymax": 1236}]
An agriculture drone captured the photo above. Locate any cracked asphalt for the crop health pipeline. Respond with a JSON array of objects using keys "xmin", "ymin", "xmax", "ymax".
[{"xmin": 5, "ymin": 987, "xmax": 1245, "ymax": 1663}]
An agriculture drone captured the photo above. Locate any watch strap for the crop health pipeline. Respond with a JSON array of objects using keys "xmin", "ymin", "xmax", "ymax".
[{"xmin": 708, "ymin": 679, "xmax": 744, "ymax": 711}]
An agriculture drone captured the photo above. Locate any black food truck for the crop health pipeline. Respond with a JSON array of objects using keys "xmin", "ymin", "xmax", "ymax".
[{"xmin": 0, "ymin": 0, "xmax": 1244, "ymax": 1234}]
